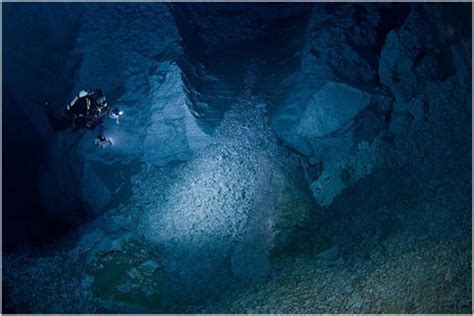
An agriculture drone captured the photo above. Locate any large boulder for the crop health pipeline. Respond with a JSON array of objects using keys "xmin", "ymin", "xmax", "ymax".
[
  {"xmin": 272, "ymin": 76, "xmax": 392, "ymax": 207},
  {"xmin": 309, "ymin": 139, "xmax": 379, "ymax": 207},
  {"xmin": 273, "ymin": 80, "xmax": 391, "ymax": 163},
  {"xmin": 379, "ymin": 7, "xmax": 437, "ymax": 101},
  {"xmin": 378, "ymin": 5, "xmax": 461, "ymax": 133},
  {"xmin": 295, "ymin": 81, "xmax": 372, "ymax": 138},
  {"xmin": 301, "ymin": 4, "xmax": 382, "ymax": 83}
]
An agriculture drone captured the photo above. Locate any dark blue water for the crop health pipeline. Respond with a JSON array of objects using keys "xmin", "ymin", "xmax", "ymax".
[{"xmin": 2, "ymin": 2, "xmax": 471, "ymax": 313}]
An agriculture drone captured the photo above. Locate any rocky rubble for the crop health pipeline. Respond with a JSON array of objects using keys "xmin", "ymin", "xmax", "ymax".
[
  {"xmin": 134, "ymin": 92, "xmax": 314, "ymax": 307},
  {"xmin": 200, "ymin": 239, "xmax": 470, "ymax": 313},
  {"xmin": 3, "ymin": 3, "xmax": 470, "ymax": 313},
  {"xmin": 4, "ymin": 64, "xmax": 317, "ymax": 312},
  {"xmin": 3, "ymin": 204, "xmax": 170, "ymax": 313}
]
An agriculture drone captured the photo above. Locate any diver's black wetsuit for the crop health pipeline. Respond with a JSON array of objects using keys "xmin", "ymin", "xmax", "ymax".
[{"xmin": 44, "ymin": 93, "xmax": 108, "ymax": 137}]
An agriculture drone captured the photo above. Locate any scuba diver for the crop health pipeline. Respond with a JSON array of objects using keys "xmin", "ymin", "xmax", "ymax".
[{"xmin": 43, "ymin": 89, "xmax": 123, "ymax": 148}]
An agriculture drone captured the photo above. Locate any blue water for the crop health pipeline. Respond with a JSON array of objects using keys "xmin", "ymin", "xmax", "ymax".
[{"xmin": 2, "ymin": 2, "xmax": 471, "ymax": 313}]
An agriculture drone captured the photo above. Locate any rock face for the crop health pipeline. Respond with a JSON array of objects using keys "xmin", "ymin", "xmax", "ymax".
[
  {"xmin": 273, "ymin": 80, "xmax": 391, "ymax": 207},
  {"xmin": 379, "ymin": 7, "xmax": 439, "ymax": 100},
  {"xmin": 378, "ymin": 5, "xmax": 466, "ymax": 134},
  {"xmin": 4, "ymin": 3, "xmax": 214, "ymax": 222},
  {"xmin": 4, "ymin": 93, "xmax": 315, "ymax": 313},
  {"xmin": 3, "ymin": 2, "xmax": 471, "ymax": 314},
  {"xmin": 71, "ymin": 4, "xmax": 210, "ymax": 166},
  {"xmin": 274, "ymin": 69, "xmax": 381, "ymax": 206},
  {"xmin": 2, "ymin": 3, "xmax": 86, "ymax": 248},
  {"xmin": 296, "ymin": 81, "xmax": 372, "ymax": 138},
  {"xmin": 142, "ymin": 62, "xmax": 210, "ymax": 165},
  {"xmin": 136, "ymin": 93, "xmax": 313, "ymax": 304},
  {"xmin": 301, "ymin": 4, "xmax": 383, "ymax": 83},
  {"xmin": 272, "ymin": 3, "xmax": 470, "ymax": 209}
]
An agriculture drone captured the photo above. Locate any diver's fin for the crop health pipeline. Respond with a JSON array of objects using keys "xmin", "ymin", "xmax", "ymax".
[{"xmin": 94, "ymin": 137, "xmax": 112, "ymax": 148}]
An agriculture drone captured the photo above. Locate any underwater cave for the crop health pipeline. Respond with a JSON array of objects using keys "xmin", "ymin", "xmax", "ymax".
[{"xmin": 2, "ymin": 2, "xmax": 472, "ymax": 313}]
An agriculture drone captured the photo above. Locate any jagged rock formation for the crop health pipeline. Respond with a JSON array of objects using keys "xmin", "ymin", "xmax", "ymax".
[
  {"xmin": 135, "ymin": 93, "xmax": 313, "ymax": 307},
  {"xmin": 3, "ymin": 2, "xmax": 471, "ymax": 314},
  {"xmin": 272, "ymin": 3, "xmax": 471, "ymax": 209},
  {"xmin": 5, "ymin": 3, "xmax": 214, "ymax": 224}
]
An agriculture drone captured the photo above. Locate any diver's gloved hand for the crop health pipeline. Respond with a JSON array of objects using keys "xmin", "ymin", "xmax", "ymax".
[
  {"xmin": 109, "ymin": 108, "xmax": 124, "ymax": 124},
  {"xmin": 93, "ymin": 135, "xmax": 112, "ymax": 148}
]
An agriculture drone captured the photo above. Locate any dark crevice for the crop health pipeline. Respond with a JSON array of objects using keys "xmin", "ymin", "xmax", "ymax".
[
  {"xmin": 423, "ymin": 96, "xmax": 430, "ymax": 122},
  {"xmin": 370, "ymin": 4, "xmax": 411, "ymax": 85},
  {"xmin": 412, "ymin": 50, "xmax": 428, "ymax": 70},
  {"xmin": 375, "ymin": 4, "xmax": 411, "ymax": 55},
  {"xmin": 2, "ymin": 8, "xmax": 88, "ymax": 251},
  {"xmin": 384, "ymin": 102, "xmax": 394, "ymax": 125}
]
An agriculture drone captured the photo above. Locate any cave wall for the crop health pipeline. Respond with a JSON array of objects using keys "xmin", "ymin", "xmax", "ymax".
[
  {"xmin": 2, "ymin": 2, "xmax": 471, "ymax": 313},
  {"xmin": 3, "ymin": 3, "xmax": 319, "ymax": 247},
  {"xmin": 3, "ymin": 3, "xmax": 85, "ymax": 248},
  {"xmin": 3, "ymin": 1, "xmax": 470, "ymax": 257},
  {"xmin": 3, "ymin": 3, "xmax": 218, "ymax": 245},
  {"xmin": 271, "ymin": 3, "xmax": 471, "ymax": 208}
]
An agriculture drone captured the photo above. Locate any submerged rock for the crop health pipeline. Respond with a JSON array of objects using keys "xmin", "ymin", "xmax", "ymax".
[
  {"xmin": 273, "ymin": 78, "xmax": 389, "ymax": 206},
  {"xmin": 273, "ymin": 81, "xmax": 389, "ymax": 161},
  {"xmin": 142, "ymin": 62, "xmax": 210, "ymax": 165},
  {"xmin": 295, "ymin": 81, "xmax": 372, "ymax": 138},
  {"xmin": 36, "ymin": 3, "xmax": 212, "ymax": 220},
  {"xmin": 3, "ymin": 3, "xmax": 470, "ymax": 314},
  {"xmin": 136, "ymin": 94, "xmax": 314, "ymax": 302},
  {"xmin": 3, "ymin": 227, "xmax": 169, "ymax": 313},
  {"xmin": 301, "ymin": 4, "xmax": 382, "ymax": 83},
  {"xmin": 316, "ymin": 245, "xmax": 339, "ymax": 261},
  {"xmin": 310, "ymin": 170, "xmax": 346, "ymax": 207}
]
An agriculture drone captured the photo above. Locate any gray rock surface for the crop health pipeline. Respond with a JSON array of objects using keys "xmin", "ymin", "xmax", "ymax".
[
  {"xmin": 135, "ymin": 92, "xmax": 313, "ymax": 301},
  {"xmin": 31, "ymin": 3, "xmax": 212, "ymax": 218},
  {"xmin": 295, "ymin": 81, "xmax": 372, "ymax": 138},
  {"xmin": 3, "ymin": 3, "xmax": 470, "ymax": 314},
  {"xmin": 301, "ymin": 4, "xmax": 382, "ymax": 83}
]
